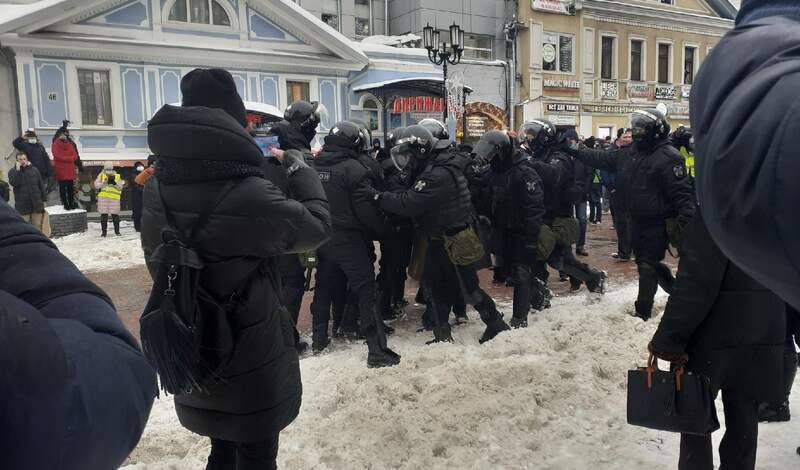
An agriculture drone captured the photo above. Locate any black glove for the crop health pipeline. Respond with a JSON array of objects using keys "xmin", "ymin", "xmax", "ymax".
[
  {"xmin": 109, "ymin": 175, "xmax": 116, "ymax": 185},
  {"xmin": 282, "ymin": 149, "xmax": 310, "ymax": 176},
  {"xmin": 356, "ymin": 184, "xmax": 380, "ymax": 204}
]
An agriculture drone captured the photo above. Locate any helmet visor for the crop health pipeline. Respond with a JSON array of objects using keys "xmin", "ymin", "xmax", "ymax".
[
  {"xmin": 472, "ymin": 138, "xmax": 501, "ymax": 164},
  {"xmin": 630, "ymin": 111, "xmax": 657, "ymax": 140},
  {"xmin": 390, "ymin": 142, "xmax": 414, "ymax": 172},
  {"xmin": 312, "ymin": 102, "xmax": 330, "ymax": 129}
]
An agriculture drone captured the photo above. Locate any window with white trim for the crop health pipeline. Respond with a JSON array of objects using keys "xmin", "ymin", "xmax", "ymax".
[
  {"xmin": 77, "ymin": 69, "xmax": 113, "ymax": 126},
  {"xmin": 542, "ymin": 32, "xmax": 573, "ymax": 73},
  {"xmin": 601, "ymin": 36, "xmax": 615, "ymax": 79},
  {"xmin": 684, "ymin": 46, "xmax": 697, "ymax": 85},
  {"xmin": 463, "ymin": 34, "xmax": 493, "ymax": 61},
  {"xmin": 355, "ymin": 0, "xmax": 371, "ymax": 37},
  {"xmin": 321, "ymin": 0, "xmax": 340, "ymax": 31},
  {"xmin": 286, "ymin": 81, "xmax": 310, "ymax": 103},
  {"xmin": 658, "ymin": 42, "xmax": 672, "ymax": 84},
  {"xmin": 630, "ymin": 39, "xmax": 644, "ymax": 81},
  {"xmin": 168, "ymin": 0, "xmax": 231, "ymax": 27},
  {"xmin": 362, "ymin": 97, "xmax": 380, "ymax": 131}
]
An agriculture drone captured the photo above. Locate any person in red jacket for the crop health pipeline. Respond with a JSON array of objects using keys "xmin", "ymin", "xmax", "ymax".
[{"xmin": 51, "ymin": 127, "xmax": 79, "ymax": 210}]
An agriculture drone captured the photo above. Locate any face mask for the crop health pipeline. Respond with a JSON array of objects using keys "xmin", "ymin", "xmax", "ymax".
[
  {"xmin": 569, "ymin": 141, "xmax": 579, "ymax": 150},
  {"xmin": 27, "ymin": 138, "xmax": 37, "ymax": 144},
  {"xmin": 135, "ymin": 165, "xmax": 144, "ymax": 172}
]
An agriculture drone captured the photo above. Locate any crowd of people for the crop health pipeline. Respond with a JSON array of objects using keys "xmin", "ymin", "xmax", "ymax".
[{"xmin": 3, "ymin": 1, "xmax": 800, "ymax": 468}]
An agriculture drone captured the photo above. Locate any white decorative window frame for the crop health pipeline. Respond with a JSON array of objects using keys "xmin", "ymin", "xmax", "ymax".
[
  {"xmin": 66, "ymin": 60, "xmax": 124, "ymax": 131},
  {"xmin": 627, "ymin": 35, "xmax": 647, "ymax": 82},
  {"xmin": 682, "ymin": 42, "xmax": 699, "ymax": 86},
  {"xmin": 656, "ymin": 38, "xmax": 674, "ymax": 85},
  {"xmin": 598, "ymin": 32, "xmax": 618, "ymax": 80},
  {"xmin": 542, "ymin": 31, "xmax": 575, "ymax": 75},
  {"xmin": 161, "ymin": 0, "xmax": 240, "ymax": 33}
]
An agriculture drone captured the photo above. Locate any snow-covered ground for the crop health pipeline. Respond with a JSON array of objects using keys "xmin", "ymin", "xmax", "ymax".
[
  {"xmin": 52, "ymin": 221, "xmax": 146, "ymax": 273},
  {"xmin": 119, "ymin": 285, "xmax": 800, "ymax": 469}
]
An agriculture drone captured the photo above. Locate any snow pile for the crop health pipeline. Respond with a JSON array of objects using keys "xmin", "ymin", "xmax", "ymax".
[
  {"xmin": 120, "ymin": 285, "xmax": 800, "ymax": 469},
  {"xmin": 360, "ymin": 34, "xmax": 421, "ymax": 47},
  {"xmin": 53, "ymin": 221, "xmax": 145, "ymax": 273},
  {"xmin": 46, "ymin": 204, "xmax": 86, "ymax": 216}
]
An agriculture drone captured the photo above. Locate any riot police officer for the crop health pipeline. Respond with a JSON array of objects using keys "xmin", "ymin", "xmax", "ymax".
[
  {"xmin": 565, "ymin": 108, "xmax": 695, "ymax": 320},
  {"xmin": 310, "ymin": 121, "xmax": 400, "ymax": 367},
  {"xmin": 518, "ymin": 119, "xmax": 607, "ymax": 294},
  {"xmin": 263, "ymin": 100, "xmax": 325, "ymax": 352},
  {"xmin": 474, "ymin": 130, "xmax": 549, "ymax": 328},
  {"xmin": 364, "ymin": 125, "xmax": 510, "ymax": 344}
]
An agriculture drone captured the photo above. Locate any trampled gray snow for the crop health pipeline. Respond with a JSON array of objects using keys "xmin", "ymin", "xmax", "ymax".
[
  {"xmin": 52, "ymin": 221, "xmax": 145, "ymax": 273},
  {"xmin": 119, "ymin": 285, "xmax": 800, "ymax": 469}
]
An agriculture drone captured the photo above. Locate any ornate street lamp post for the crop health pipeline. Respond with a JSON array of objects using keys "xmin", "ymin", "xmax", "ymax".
[{"xmin": 423, "ymin": 22, "xmax": 464, "ymax": 122}]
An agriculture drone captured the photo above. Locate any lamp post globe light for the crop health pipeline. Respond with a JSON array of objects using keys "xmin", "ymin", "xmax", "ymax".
[{"xmin": 423, "ymin": 22, "xmax": 465, "ymax": 122}]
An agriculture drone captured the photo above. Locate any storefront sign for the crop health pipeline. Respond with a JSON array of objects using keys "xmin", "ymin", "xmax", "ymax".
[
  {"xmin": 545, "ymin": 115, "xmax": 577, "ymax": 126},
  {"xmin": 410, "ymin": 111, "xmax": 440, "ymax": 122},
  {"xmin": 466, "ymin": 115, "xmax": 488, "ymax": 138},
  {"xmin": 392, "ymin": 96, "xmax": 445, "ymax": 114},
  {"xmin": 545, "ymin": 102, "xmax": 579, "ymax": 113},
  {"xmin": 584, "ymin": 104, "xmax": 639, "ymax": 115},
  {"xmin": 82, "ymin": 160, "xmax": 137, "ymax": 168},
  {"xmin": 655, "ymin": 85, "xmax": 677, "ymax": 100},
  {"xmin": 531, "ymin": 0, "xmax": 572, "ymax": 15},
  {"xmin": 681, "ymin": 85, "xmax": 692, "ymax": 99},
  {"xmin": 543, "ymin": 79, "xmax": 580, "ymax": 90},
  {"xmin": 599, "ymin": 81, "xmax": 619, "ymax": 99},
  {"xmin": 666, "ymin": 103, "xmax": 690, "ymax": 118},
  {"xmin": 542, "ymin": 44, "xmax": 557, "ymax": 64},
  {"xmin": 626, "ymin": 83, "xmax": 651, "ymax": 99}
]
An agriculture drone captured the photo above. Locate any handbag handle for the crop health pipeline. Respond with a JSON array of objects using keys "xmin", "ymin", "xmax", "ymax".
[{"xmin": 646, "ymin": 354, "xmax": 686, "ymax": 392}]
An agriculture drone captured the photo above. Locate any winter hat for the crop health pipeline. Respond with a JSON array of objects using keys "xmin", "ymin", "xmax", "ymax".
[
  {"xmin": 180, "ymin": 68, "xmax": 247, "ymax": 127},
  {"xmin": 562, "ymin": 128, "xmax": 579, "ymax": 140},
  {"xmin": 103, "ymin": 162, "xmax": 114, "ymax": 171},
  {"xmin": 737, "ymin": 0, "xmax": 800, "ymax": 25}
]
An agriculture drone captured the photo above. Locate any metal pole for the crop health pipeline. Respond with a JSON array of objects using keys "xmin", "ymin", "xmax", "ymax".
[
  {"xmin": 442, "ymin": 59, "xmax": 448, "ymax": 123},
  {"xmin": 382, "ymin": 93, "xmax": 388, "ymax": 144},
  {"xmin": 462, "ymin": 89, "xmax": 467, "ymax": 144}
]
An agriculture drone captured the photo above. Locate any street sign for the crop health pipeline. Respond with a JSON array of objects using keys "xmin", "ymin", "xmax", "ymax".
[
  {"xmin": 532, "ymin": 0, "xmax": 572, "ymax": 15},
  {"xmin": 655, "ymin": 85, "xmax": 677, "ymax": 100}
]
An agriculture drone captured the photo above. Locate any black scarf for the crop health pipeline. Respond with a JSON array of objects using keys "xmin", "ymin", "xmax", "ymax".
[{"xmin": 155, "ymin": 157, "xmax": 264, "ymax": 185}]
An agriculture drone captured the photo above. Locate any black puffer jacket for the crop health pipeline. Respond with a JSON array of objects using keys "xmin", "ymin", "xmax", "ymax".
[
  {"xmin": 650, "ymin": 212, "xmax": 785, "ymax": 403},
  {"xmin": 378, "ymin": 148, "xmax": 474, "ymax": 237},
  {"xmin": 141, "ymin": 105, "xmax": 330, "ymax": 442},
  {"xmin": 571, "ymin": 141, "xmax": 695, "ymax": 223},
  {"xmin": 12, "ymin": 137, "xmax": 52, "ymax": 179},
  {"xmin": 313, "ymin": 144, "xmax": 389, "ymax": 236},
  {"xmin": 8, "ymin": 165, "xmax": 46, "ymax": 215},
  {"xmin": 691, "ymin": 14, "xmax": 800, "ymax": 310}
]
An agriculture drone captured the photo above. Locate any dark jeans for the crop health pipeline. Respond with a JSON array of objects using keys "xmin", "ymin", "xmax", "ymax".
[
  {"xmin": 207, "ymin": 436, "xmax": 279, "ymax": 470},
  {"xmin": 574, "ymin": 201, "xmax": 588, "ymax": 250},
  {"xmin": 589, "ymin": 183, "xmax": 603, "ymax": 223},
  {"xmin": 679, "ymin": 392, "xmax": 758, "ymax": 470},
  {"xmin": 58, "ymin": 180, "xmax": 75, "ymax": 209}
]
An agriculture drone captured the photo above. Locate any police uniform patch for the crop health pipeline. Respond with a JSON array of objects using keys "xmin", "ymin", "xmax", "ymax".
[
  {"xmin": 673, "ymin": 165, "xmax": 686, "ymax": 179},
  {"xmin": 414, "ymin": 180, "xmax": 428, "ymax": 192},
  {"xmin": 526, "ymin": 180, "xmax": 537, "ymax": 193},
  {"xmin": 318, "ymin": 171, "xmax": 331, "ymax": 182}
]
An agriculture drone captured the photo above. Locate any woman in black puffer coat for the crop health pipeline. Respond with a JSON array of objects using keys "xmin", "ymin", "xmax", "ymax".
[
  {"xmin": 141, "ymin": 69, "xmax": 330, "ymax": 470},
  {"xmin": 649, "ymin": 210, "xmax": 785, "ymax": 470}
]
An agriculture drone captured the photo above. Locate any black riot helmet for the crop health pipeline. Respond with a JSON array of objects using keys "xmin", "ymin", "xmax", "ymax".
[
  {"xmin": 390, "ymin": 125, "xmax": 434, "ymax": 172},
  {"xmin": 284, "ymin": 100, "xmax": 328, "ymax": 133},
  {"xmin": 670, "ymin": 125, "xmax": 693, "ymax": 150},
  {"xmin": 325, "ymin": 121, "xmax": 363, "ymax": 151},
  {"xmin": 348, "ymin": 118, "xmax": 373, "ymax": 153},
  {"xmin": 386, "ymin": 127, "xmax": 405, "ymax": 149},
  {"xmin": 630, "ymin": 108, "xmax": 670, "ymax": 145},
  {"xmin": 518, "ymin": 119, "xmax": 557, "ymax": 152},
  {"xmin": 473, "ymin": 130, "xmax": 513, "ymax": 165},
  {"xmin": 418, "ymin": 118, "xmax": 451, "ymax": 150}
]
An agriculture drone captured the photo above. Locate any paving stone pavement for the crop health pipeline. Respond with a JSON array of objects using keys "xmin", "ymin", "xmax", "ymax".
[{"xmin": 85, "ymin": 218, "xmax": 676, "ymax": 341}]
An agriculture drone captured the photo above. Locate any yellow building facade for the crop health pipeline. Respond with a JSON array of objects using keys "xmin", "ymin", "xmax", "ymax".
[{"xmin": 516, "ymin": 0, "xmax": 735, "ymax": 139}]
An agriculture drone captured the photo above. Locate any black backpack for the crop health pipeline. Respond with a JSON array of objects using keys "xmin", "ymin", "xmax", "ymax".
[{"xmin": 140, "ymin": 180, "xmax": 240, "ymax": 395}]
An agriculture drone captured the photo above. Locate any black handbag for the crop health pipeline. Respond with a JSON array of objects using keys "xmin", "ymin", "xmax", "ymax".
[{"xmin": 627, "ymin": 355, "xmax": 720, "ymax": 435}]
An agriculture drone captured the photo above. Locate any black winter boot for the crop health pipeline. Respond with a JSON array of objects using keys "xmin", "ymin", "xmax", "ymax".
[
  {"xmin": 112, "ymin": 215, "xmax": 121, "ymax": 236},
  {"xmin": 476, "ymin": 299, "xmax": 510, "ymax": 344},
  {"xmin": 509, "ymin": 316, "xmax": 528, "ymax": 329},
  {"xmin": 427, "ymin": 323, "xmax": 453, "ymax": 344},
  {"xmin": 366, "ymin": 336, "xmax": 401, "ymax": 368},
  {"xmin": 100, "ymin": 214, "xmax": 108, "ymax": 237},
  {"xmin": 634, "ymin": 300, "xmax": 652, "ymax": 321}
]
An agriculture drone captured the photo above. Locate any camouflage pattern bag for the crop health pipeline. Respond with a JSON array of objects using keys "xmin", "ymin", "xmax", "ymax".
[
  {"xmin": 551, "ymin": 217, "xmax": 580, "ymax": 246},
  {"xmin": 443, "ymin": 225, "xmax": 486, "ymax": 266},
  {"xmin": 536, "ymin": 224, "xmax": 557, "ymax": 261}
]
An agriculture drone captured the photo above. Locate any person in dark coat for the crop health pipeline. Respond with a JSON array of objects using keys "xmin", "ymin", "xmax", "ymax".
[
  {"xmin": 0, "ymin": 199, "xmax": 157, "ymax": 470},
  {"xmin": 690, "ymin": 0, "xmax": 800, "ymax": 312},
  {"xmin": 566, "ymin": 110, "xmax": 695, "ymax": 319},
  {"xmin": 13, "ymin": 128, "xmax": 52, "ymax": 184},
  {"xmin": 141, "ymin": 69, "xmax": 331, "ymax": 470},
  {"xmin": 0, "ymin": 170, "xmax": 9, "ymax": 202},
  {"xmin": 8, "ymin": 152, "xmax": 47, "ymax": 232},
  {"xmin": 309, "ymin": 121, "xmax": 399, "ymax": 366},
  {"xmin": 649, "ymin": 210, "xmax": 786, "ymax": 470}
]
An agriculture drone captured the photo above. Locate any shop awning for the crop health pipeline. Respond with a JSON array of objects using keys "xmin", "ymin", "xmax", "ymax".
[{"xmin": 351, "ymin": 76, "xmax": 473, "ymax": 96}]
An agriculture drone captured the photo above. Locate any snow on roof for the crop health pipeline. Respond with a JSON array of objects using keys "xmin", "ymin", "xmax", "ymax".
[
  {"xmin": 351, "ymin": 76, "xmax": 473, "ymax": 93},
  {"xmin": 243, "ymin": 101, "xmax": 282, "ymax": 119},
  {"xmin": 355, "ymin": 42, "xmax": 431, "ymax": 58},
  {"xmin": 360, "ymin": 34, "xmax": 420, "ymax": 47}
]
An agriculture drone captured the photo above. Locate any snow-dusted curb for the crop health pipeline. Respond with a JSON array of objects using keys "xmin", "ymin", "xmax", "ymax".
[{"xmin": 120, "ymin": 285, "xmax": 800, "ymax": 469}]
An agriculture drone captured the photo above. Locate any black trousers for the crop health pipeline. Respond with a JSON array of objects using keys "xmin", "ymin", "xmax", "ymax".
[
  {"xmin": 99, "ymin": 213, "xmax": 120, "ymax": 235},
  {"xmin": 131, "ymin": 185, "xmax": 143, "ymax": 232},
  {"xmin": 611, "ymin": 194, "xmax": 632, "ymax": 258},
  {"xmin": 58, "ymin": 180, "xmax": 75, "ymax": 209},
  {"xmin": 278, "ymin": 254, "xmax": 305, "ymax": 326},
  {"xmin": 207, "ymin": 436, "xmax": 279, "ymax": 470},
  {"xmin": 423, "ymin": 239, "xmax": 502, "ymax": 336},
  {"xmin": 377, "ymin": 225, "xmax": 413, "ymax": 312},
  {"xmin": 679, "ymin": 392, "xmax": 759, "ymax": 470},
  {"xmin": 589, "ymin": 183, "xmax": 603, "ymax": 223},
  {"xmin": 310, "ymin": 231, "xmax": 387, "ymax": 350},
  {"xmin": 534, "ymin": 243, "xmax": 603, "ymax": 290},
  {"xmin": 631, "ymin": 218, "xmax": 674, "ymax": 313}
]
